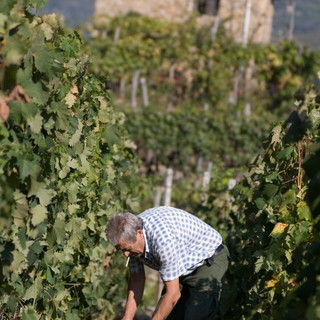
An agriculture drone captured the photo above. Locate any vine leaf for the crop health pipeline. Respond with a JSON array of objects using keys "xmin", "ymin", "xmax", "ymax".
[
  {"xmin": 271, "ymin": 124, "xmax": 282, "ymax": 145},
  {"xmin": 263, "ymin": 184, "xmax": 279, "ymax": 199},
  {"xmin": 31, "ymin": 205, "xmax": 47, "ymax": 226},
  {"xmin": 41, "ymin": 21, "xmax": 54, "ymax": 40},
  {"xmin": 69, "ymin": 120, "xmax": 83, "ymax": 146},
  {"xmin": 297, "ymin": 202, "xmax": 312, "ymax": 221},
  {"xmin": 52, "ymin": 219, "xmax": 66, "ymax": 244},
  {"xmin": 277, "ymin": 146, "xmax": 294, "ymax": 160},
  {"xmin": 270, "ymin": 222, "xmax": 289, "ymax": 237},
  {"xmin": 27, "ymin": 112, "xmax": 43, "ymax": 133},
  {"xmin": 36, "ymin": 187, "xmax": 56, "ymax": 206},
  {"xmin": 22, "ymin": 308, "xmax": 38, "ymax": 320},
  {"xmin": 19, "ymin": 159, "xmax": 41, "ymax": 180}
]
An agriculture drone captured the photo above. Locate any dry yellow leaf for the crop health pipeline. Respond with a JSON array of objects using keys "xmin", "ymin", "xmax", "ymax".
[
  {"xmin": 270, "ymin": 222, "xmax": 289, "ymax": 236},
  {"xmin": 265, "ymin": 279, "xmax": 277, "ymax": 288}
]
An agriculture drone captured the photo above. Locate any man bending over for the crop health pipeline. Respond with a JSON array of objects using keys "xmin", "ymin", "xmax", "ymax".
[{"xmin": 106, "ymin": 206, "xmax": 229, "ymax": 320}]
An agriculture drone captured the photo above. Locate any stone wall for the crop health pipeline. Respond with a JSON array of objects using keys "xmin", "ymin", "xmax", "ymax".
[
  {"xmin": 95, "ymin": 0, "xmax": 194, "ymax": 23},
  {"xmin": 94, "ymin": 0, "xmax": 274, "ymax": 44},
  {"xmin": 219, "ymin": 0, "xmax": 274, "ymax": 44}
]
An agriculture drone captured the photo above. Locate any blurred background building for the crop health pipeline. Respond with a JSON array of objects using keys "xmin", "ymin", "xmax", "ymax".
[
  {"xmin": 94, "ymin": 0, "xmax": 274, "ymax": 44},
  {"xmin": 42, "ymin": 0, "xmax": 320, "ymax": 49}
]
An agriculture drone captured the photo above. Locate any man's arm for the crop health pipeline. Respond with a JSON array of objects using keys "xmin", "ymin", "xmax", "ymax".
[
  {"xmin": 152, "ymin": 278, "xmax": 181, "ymax": 320},
  {"xmin": 121, "ymin": 270, "xmax": 146, "ymax": 320}
]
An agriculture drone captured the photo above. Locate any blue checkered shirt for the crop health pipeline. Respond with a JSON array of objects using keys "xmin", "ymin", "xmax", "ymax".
[{"xmin": 129, "ymin": 206, "xmax": 222, "ymax": 281}]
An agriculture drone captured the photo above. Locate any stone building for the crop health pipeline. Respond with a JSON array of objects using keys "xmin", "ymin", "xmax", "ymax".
[
  {"xmin": 217, "ymin": 0, "xmax": 274, "ymax": 44},
  {"xmin": 95, "ymin": 0, "xmax": 194, "ymax": 24},
  {"xmin": 94, "ymin": 0, "xmax": 274, "ymax": 44}
]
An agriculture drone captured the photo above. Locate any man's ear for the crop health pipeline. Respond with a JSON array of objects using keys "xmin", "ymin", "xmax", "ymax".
[{"xmin": 136, "ymin": 229, "xmax": 143, "ymax": 237}]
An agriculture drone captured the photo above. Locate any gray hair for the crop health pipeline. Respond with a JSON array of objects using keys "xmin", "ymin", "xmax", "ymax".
[{"xmin": 106, "ymin": 212, "xmax": 144, "ymax": 246}]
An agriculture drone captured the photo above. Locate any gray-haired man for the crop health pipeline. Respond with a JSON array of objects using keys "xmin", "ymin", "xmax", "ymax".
[{"xmin": 106, "ymin": 206, "xmax": 229, "ymax": 320}]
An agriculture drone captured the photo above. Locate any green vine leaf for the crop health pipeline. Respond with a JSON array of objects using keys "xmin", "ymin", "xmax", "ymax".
[
  {"xmin": 297, "ymin": 201, "xmax": 312, "ymax": 221},
  {"xmin": 30, "ymin": 205, "xmax": 47, "ymax": 226},
  {"xmin": 27, "ymin": 112, "xmax": 43, "ymax": 133},
  {"xmin": 22, "ymin": 308, "xmax": 38, "ymax": 320}
]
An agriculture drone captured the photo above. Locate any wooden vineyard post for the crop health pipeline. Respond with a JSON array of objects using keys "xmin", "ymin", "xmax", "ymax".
[
  {"xmin": 140, "ymin": 77, "xmax": 149, "ymax": 107},
  {"xmin": 154, "ymin": 187, "xmax": 163, "ymax": 207},
  {"xmin": 131, "ymin": 70, "xmax": 140, "ymax": 108},
  {"xmin": 194, "ymin": 153, "xmax": 203, "ymax": 188},
  {"xmin": 230, "ymin": 66, "xmax": 244, "ymax": 106},
  {"xmin": 244, "ymin": 102, "xmax": 251, "ymax": 120},
  {"xmin": 195, "ymin": 103, "xmax": 209, "ymax": 188},
  {"xmin": 242, "ymin": 0, "xmax": 252, "ymax": 48},
  {"xmin": 228, "ymin": 178, "xmax": 237, "ymax": 190},
  {"xmin": 164, "ymin": 168, "xmax": 173, "ymax": 207},
  {"xmin": 203, "ymin": 161, "xmax": 213, "ymax": 189},
  {"xmin": 211, "ymin": 15, "xmax": 220, "ymax": 42},
  {"xmin": 286, "ymin": 0, "xmax": 296, "ymax": 41},
  {"xmin": 101, "ymin": 30, "xmax": 107, "ymax": 39},
  {"xmin": 169, "ymin": 64, "xmax": 175, "ymax": 81},
  {"xmin": 196, "ymin": 153, "xmax": 203, "ymax": 172},
  {"xmin": 113, "ymin": 26, "xmax": 121, "ymax": 45},
  {"xmin": 166, "ymin": 64, "xmax": 176, "ymax": 110}
]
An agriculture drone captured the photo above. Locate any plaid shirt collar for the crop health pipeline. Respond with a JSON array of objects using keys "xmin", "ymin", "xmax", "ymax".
[{"xmin": 143, "ymin": 228, "xmax": 150, "ymax": 255}]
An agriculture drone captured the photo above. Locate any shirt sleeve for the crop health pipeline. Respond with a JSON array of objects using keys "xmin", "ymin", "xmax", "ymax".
[{"xmin": 129, "ymin": 258, "xmax": 144, "ymax": 274}]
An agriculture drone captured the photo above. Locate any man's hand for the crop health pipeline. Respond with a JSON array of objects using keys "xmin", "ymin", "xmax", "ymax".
[{"xmin": 152, "ymin": 278, "xmax": 181, "ymax": 320}]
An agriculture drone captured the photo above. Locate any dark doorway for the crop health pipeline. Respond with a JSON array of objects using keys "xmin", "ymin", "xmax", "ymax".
[{"xmin": 196, "ymin": 0, "xmax": 220, "ymax": 15}]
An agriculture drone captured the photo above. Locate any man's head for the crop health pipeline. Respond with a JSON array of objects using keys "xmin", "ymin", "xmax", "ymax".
[{"xmin": 106, "ymin": 212, "xmax": 145, "ymax": 258}]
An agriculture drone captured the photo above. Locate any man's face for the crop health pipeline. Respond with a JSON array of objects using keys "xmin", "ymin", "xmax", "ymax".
[{"xmin": 116, "ymin": 229, "xmax": 145, "ymax": 258}]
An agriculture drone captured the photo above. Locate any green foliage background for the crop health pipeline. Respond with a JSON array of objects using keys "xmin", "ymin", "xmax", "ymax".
[
  {"xmin": 0, "ymin": 1, "xmax": 140, "ymax": 319},
  {"xmin": 82, "ymin": 14, "xmax": 320, "ymax": 319},
  {"xmin": 81, "ymin": 14, "xmax": 320, "ymax": 174},
  {"xmin": 209, "ymin": 85, "xmax": 320, "ymax": 319}
]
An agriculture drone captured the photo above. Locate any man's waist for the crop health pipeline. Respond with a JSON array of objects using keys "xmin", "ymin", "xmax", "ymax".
[
  {"xmin": 180, "ymin": 243, "xmax": 226, "ymax": 279},
  {"xmin": 214, "ymin": 243, "xmax": 225, "ymax": 255},
  {"xmin": 205, "ymin": 243, "xmax": 225, "ymax": 266}
]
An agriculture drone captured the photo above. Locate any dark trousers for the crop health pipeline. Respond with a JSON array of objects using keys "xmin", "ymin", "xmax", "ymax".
[{"xmin": 166, "ymin": 245, "xmax": 229, "ymax": 320}]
